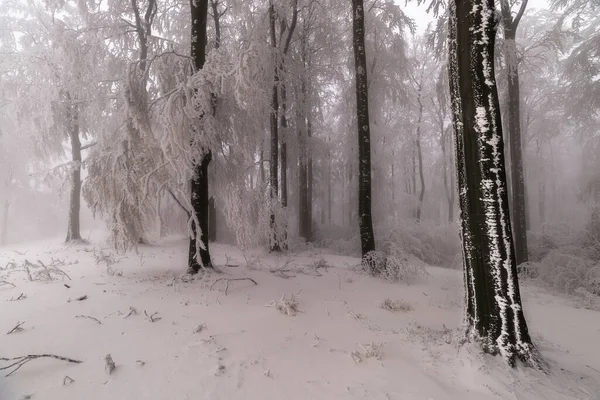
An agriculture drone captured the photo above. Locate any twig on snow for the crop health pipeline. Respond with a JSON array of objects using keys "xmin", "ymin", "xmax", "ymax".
[
  {"xmin": 0, "ymin": 280, "xmax": 15, "ymax": 288},
  {"xmin": 63, "ymin": 375, "xmax": 75, "ymax": 385},
  {"xmin": 0, "ymin": 354, "xmax": 82, "ymax": 377},
  {"xmin": 68, "ymin": 295, "xmax": 88, "ymax": 302},
  {"xmin": 76, "ymin": 315, "xmax": 102, "ymax": 324},
  {"xmin": 7, "ymin": 322, "xmax": 25, "ymax": 335},
  {"xmin": 144, "ymin": 310, "xmax": 161, "ymax": 322},
  {"xmin": 8, "ymin": 293, "xmax": 26, "ymax": 301},
  {"xmin": 210, "ymin": 277, "xmax": 258, "ymax": 295},
  {"xmin": 124, "ymin": 306, "xmax": 138, "ymax": 318}
]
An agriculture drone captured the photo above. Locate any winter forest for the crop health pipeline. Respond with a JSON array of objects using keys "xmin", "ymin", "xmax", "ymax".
[{"xmin": 1, "ymin": 0, "xmax": 599, "ymax": 397}]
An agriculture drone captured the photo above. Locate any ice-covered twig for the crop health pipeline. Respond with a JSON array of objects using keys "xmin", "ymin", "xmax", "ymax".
[
  {"xmin": 8, "ymin": 293, "xmax": 26, "ymax": 301},
  {"xmin": 76, "ymin": 315, "xmax": 102, "ymax": 324},
  {"xmin": 6, "ymin": 321, "xmax": 25, "ymax": 335},
  {"xmin": 144, "ymin": 310, "xmax": 161, "ymax": 322},
  {"xmin": 0, "ymin": 354, "xmax": 82, "ymax": 377}
]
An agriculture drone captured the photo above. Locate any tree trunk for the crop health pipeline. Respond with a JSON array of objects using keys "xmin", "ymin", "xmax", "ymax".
[
  {"xmin": 352, "ymin": 0, "xmax": 375, "ymax": 257},
  {"xmin": 297, "ymin": 87, "xmax": 309, "ymax": 239},
  {"xmin": 501, "ymin": 0, "xmax": 528, "ymax": 266},
  {"xmin": 538, "ymin": 181, "xmax": 545, "ymax": 226},
  {"xmin": 65, "ymin": 100, "xmax": 82, "ymax": 242},
  {"xmin": 415, "ymin": 90, "xmax": 425, "ymax": 222},
  {"xmin": 327, "ymin": 144, "xmax": 332, "ymax": 223},
  {"xmin": 188, "ymin": 0, "xmax": 213, "ymax": 273},
  {"xmin": 208, "ymin": 196, "xmax": 216, "ymax": 242},
  {"xmin": 307, "ymin": 110, "xmax": 313, "ymax": 238},
  {"xmin": 268, "ymin": 1, "xmax": 281, "ymax": 252},
  {"xmin": 448, "ymin": 0, "xmax": 542, "ymax": 368}
]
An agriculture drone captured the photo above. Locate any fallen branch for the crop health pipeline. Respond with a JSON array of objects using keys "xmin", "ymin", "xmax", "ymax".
[
  {"xmin": 0, "ymin": 280, "xmax": 15, "ymax": 288},
  {"xmin": 7, "ymin": 321, "xmax": 25, "ymax": 335},
  {"xmin": 76, "ymin": 315, "xmax": 102, "ymax": 324},
  {"xmin": 0, "ymin": 354, "xmax": 82, "ymax": 377},
  {"xmin": 210, "ymin": 277, "xmax": 258, "ymax": 295}
]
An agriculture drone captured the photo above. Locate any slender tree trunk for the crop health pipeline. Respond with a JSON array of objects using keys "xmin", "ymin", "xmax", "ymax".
[
  {"xmin": 65, "ymin": 99, "xmax": 82, "ymax": 242},
  {"xmin": 307, "ymin": 116, "xmax": 313, "ymax": 235},
  {"xmin": 280, "ymin": 86, "xmax": 288, "ymax": 209},
  {"xmin": 210, "ymin": 0, "xmax": 221, "ymax": 49},
  {"xmin": 268, "ymin": 1, "xmax": 281, "ymax": 252},
  {"xmin": 259, "ymin": 145, "xmax": 265, "ymax": 185},
  {"xmin": 412, "ymin": 144, "xmax": 416, "ymax": 218},
  {"xmin": 538, "ymin": 181, "xmax": 545, "ymax": 226},
  {"xmin": 327, "ymin": 144, "xmax": 332, "ymax": 223},
  {"xmin": 297, "ymin": 85, "xmax": 309, "ymax": 239},
  {"xmin": 448, "ymin": 0, "xmax": 541, "ymax": 368},
  {"xmin": 352, "ymin": 0, "xmax": 375, "ymax": 257},
  {"xmin": 415, "ymin": 90, "xmax": 425, "ymax": 222},
  {"xmin": 501, "ymin": 0, "xmax": 528, "ymax": 266},
  {"xmin": 188, "ymin": 0, "xmax": 213, "ymax": 273}
]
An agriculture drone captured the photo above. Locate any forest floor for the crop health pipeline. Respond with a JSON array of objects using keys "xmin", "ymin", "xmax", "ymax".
[{"xmin": 0, "ymin": 236, "xmax": 599, "ymax": 400}]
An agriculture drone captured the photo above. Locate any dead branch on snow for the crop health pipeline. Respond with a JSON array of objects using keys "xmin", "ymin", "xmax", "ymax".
[{"xmin": 0, "ymin": 354, "xmax": 82, "ymax": 377}]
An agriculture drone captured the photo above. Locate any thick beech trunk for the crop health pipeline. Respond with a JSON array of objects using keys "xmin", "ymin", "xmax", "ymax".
[{"xmin": 448, "ymin": 0, "xmax": 541, "ymax": 368}]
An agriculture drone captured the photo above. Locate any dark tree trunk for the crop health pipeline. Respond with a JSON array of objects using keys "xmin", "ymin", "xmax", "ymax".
[
  {"xmin": 65, "ymin": 99, "xmax": 82, "ymax": 242},
  {"xmin": 277, "ymin": 1, "xmax": 297, "ymax": 247},
  {"xmin": 259, "ymin": 146, "xmax": 265, "ymax": 185},
  {"xmin": 297, "ymin": 78, "xmax": 309, "ymax": 239},
  {"xmin": 448, "ymin": 0, "xmax": 542, "ymax": 368},
  {"xmin": 188, "ymin": 0, "xmax": 213, "ymax": 273},
  {"xmin": 268, "ymin": 1, "xmax": 281, "ymax": 252},
  {"xmin": 501, "ymin": 0, "xmax": 528, "ymax": 266},
  {"xmin": 210, "ymin": 0, "xmax": 222, "ymax": 49},
  {"xmin": 352, "ymin": 0, "xmax": 375, "ymax": 257},
  {"xmin": 307, "ymin": 116, "xmax": 313, "ymax": 236},
  {"xmin": 442, "ymin": 125, "xmax": 455, "ymax": 223},
  {"xmin": 208, "ymin": 196, "xmax": 216, "ymax": 242},
  {"xmin": 415, "ymin": 90, "xmax": 425, "ymax": 222},
  {"xmin": 538, "ymin": 181, "xmax": 545, "ymax": 226}
]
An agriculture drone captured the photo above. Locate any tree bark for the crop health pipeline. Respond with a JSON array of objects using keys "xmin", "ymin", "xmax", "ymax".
[
  {"xmin": 65, "ymin": 97, "xmax": 82, "ymax": 242},
  {"xmin": 268, "ymin": 1, "xmax": 281, "ymax": 252},
  {"xmin": 188, "ymin": 0, "xmax": 213, "ymax": 273},
  {"xmin": 208, "ymin": 196, "xmax": 216, "ymax": 242},
  {"xmin": 448, "ymin": 0, "xmax": 542, "ymax": 368},
  {"xmin": 501, "ymin": 0, "xmax": 528, "ymax": 266},
  {"xmin": 352, "ymin": 0, "xmax": 375, "ymax": 257},
  {"xmin": 415, "ymin": 89, "xmax": 425, "ymax": 222}
]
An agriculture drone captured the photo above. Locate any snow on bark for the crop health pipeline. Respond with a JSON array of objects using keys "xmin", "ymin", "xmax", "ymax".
[{"xmin": 448, "ymin": 0, "xmax": 544, "ymax": 369}]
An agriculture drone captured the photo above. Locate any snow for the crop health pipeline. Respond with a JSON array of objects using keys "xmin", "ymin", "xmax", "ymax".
[{"xmin": 1, "ymin": 237, "xmax": 599, "ymax": 400}]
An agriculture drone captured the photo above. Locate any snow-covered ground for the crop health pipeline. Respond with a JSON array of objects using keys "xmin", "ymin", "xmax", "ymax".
[{"xmin": 1, "ymin": 237, "xmax": 599, "ymax": 400}]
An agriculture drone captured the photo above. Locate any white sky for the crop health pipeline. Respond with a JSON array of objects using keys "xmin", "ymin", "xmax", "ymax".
[{"xmin": 398, "ymin": 0, "xmax": 551, "ymax": 33}]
